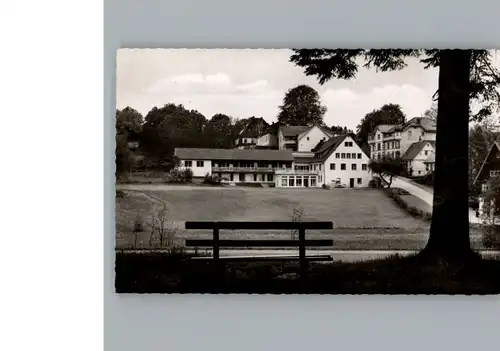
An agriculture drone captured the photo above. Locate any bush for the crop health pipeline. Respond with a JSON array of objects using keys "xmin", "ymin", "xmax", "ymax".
[
  {"xmin": 369, "ymin": 178, "xmax": 382, "ymax": 189},
  {"xmin": 164, "ymin": 168, "xmax": 193, "ymax": 183},
  {"xmin": 384, "ymin": 188, "xmax": 431, "ymax": 222},
  {"xmin": 481, "ymin": 224, "xmax": 500, "ymax": 249},
  {"xmin": 322, "ymin": 184, "xmax": 330, "ymax": 189},
  {"xmin": 203, "ymin": 173, "xmax": 222, "ymax": 185},
  {"xmin": 116, "ymin": 190, "xmax": 127, "ymax": 198}
]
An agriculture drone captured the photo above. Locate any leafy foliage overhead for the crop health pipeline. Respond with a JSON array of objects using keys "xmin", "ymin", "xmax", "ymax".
[{"xmin": 290, "ymin": 49, "xmax": 500, "ymax": 120}]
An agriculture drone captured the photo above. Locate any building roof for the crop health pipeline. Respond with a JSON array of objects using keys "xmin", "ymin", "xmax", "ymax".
[
  {"xmin": 238, "ymin": 117, "xmax": 269, "ymax": 138},
  {"xmin": 401, "ymin": 141, "xmax": 436, "ymax": 160},
  {"xmin": 259, "ymin": 122, "xmax": 279, "ymax": 137},
  {"xmin": 280, "ymin": 125, "xmax": 310, "ymax": 137},
  {"xmin": 473, "ymin": 141, "xmax": 500, "ymax": 185},
  {"xmin": 312, "ymin": 134, "xmax": 354, "ymax": 162},
  {"xmin": 403, "ymin": 117, "xmax": 436, "ymax": 132},
  {"xmin": 374, "ymin": 124, "xmax": 396, "ymax": 134},
  {"xmin": 293, "ymin": 157, "xmax": 316, "ymax": 164},
  {"xmin": 298, "ymin": 125, "xmax": 334, "ymax": 139},
  {"xmin": 370, "ymin": 117, "xmax": 436, "ymax": 138},
  {"xmin": 175, "ymin": 148, "xmax": 294, "ymax": 161}
]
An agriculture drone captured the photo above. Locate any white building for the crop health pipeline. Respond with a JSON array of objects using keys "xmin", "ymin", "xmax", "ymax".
[
  {"xmin": 367, "ymin": 117, "xmax": 436, "ymax": 176},
  {"xmin": 368, "ymin": 117, "xmax": 436, "ymax": 160},
  {"xmin": 401, "ymin": 141, "xmax": 436, "ymax": 177},
  {"xmin": 277, "ymin": 125, "xmax": 333, "ymax": 152},
  {"xmin": 175, "ymin": 134, "xmax": 371, "ymax": 188}
]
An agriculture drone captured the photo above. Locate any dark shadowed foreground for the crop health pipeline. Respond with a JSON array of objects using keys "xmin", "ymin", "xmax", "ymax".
[{"xmin": 115, "ymin": 252, "xmax": 500, "ymax": 294}]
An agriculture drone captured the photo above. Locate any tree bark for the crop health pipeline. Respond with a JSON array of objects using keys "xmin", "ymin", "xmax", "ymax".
[{"xmin": 421, "ymin": 50, "xmax": 475, "ymax": 262}]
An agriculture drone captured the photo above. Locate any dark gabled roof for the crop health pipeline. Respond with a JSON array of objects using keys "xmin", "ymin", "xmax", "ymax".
[
  {"xmin": 259, "ymin": 122, "xmax": 279, "ymax": 137},
  {"xmin": 312, "ymin": 134, "xmax": 350, "ymax": 162},
  {"xmin": 401, "ymin": 141, "xmax": 436, "ymax": 160},
  {"xmin": 374, "ymin": 124, "xmax": 396, "ymax": 134},
  {"xmin": 293, "ymin": 157, "xmax": 316, "ymax": 164},
  {"xmin": 473, "ymin": 141, "xmax": 500, "ymax": 185},
  {"xmin": 174, "ymin": 148, "xmax": 293, "ymax": 161},
  {"xmin": 280, "ymin": 125, "xmax": 310, "ymax": 137},
  {"xmin": 299, "ymin": 125, "xmax": 334, "ymax": 138},
  {"xmin": 403, "ymin": 117, "xmax": 436, "ymax": 132},
  {"xmin": 239, "ymin": 117, "xmax": 269, "ymax": 138},
  {"xmin": 311, "ymin": 138, "xmax": 327, "ymax": 152}
]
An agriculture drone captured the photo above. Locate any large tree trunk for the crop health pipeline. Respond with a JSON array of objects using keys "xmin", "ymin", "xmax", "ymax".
[{"xmin": 421, "ymin": 49, "xmax": 475, "ymax": 262}]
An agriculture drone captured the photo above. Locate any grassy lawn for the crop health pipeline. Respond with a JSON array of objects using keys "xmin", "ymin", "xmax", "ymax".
[
  {"xmin": 115, "ymin": 186, "xmax": 485, "ymax": 250},
  {"xmin": 115, "ymin": 252, "xmax": 500, "ymax": 294},
  {"xmin": 143, "ymin": 187, "xmax": 427, "ymax": 227}
]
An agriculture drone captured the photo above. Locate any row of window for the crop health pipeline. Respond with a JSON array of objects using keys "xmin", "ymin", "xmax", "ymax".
[
  {"xmin": 372, "ymin": 141, "xmax": 401, "ymax": 151},
  {"xmin": 218, "ymin": 173, "xmax": 275, "ymax": 182},
  {"xmin": 330, "ymin": 163, "xmax": 368, "ymax": 171},
  {"xmin": 335, "ymin": 152, "xmax": 362, "ymax": 159},
  {"xmin": 279, "ymin": 175, "xmax": 317, "ymax": 187},
  {"xmin": 184, "ymin": 161, "xmax": 204, "ymax": 167},
  {"xmin": 371, "ymin": 151, "xmax": 401, "ymax": 159},
  {"xmin": 344, "ymin": 141, "xmax": 354, "ymax": 147},
  {"xmin": 372, "ymin": 132, "xmax": 401, "ymax": 140}
]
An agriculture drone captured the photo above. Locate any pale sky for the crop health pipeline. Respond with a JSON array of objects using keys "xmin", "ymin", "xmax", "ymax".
[{"xmin": 116, "ymin": 49, "xmax": 500, "ymax": 131}]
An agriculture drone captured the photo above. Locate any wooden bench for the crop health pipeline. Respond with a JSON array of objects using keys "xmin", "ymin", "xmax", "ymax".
[{"xmin": 184, "ymin": 221, "xmax": 334, "ymax": 276}]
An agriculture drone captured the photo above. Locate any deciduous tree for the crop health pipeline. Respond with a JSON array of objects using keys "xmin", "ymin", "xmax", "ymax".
[
  {"xmin": 290, "ymin": 49, "xmax": 500, "ymax": 262},
  {"xmin": 356, "ymin": 103, "xmax": 406, "ymax": 147},
  {"xmin": 368, "ymin": 156, "xmax": 406, "ymax": 188},
  {"xmin": 277, "ymin": 84, "xmax": 327, "ymax": 126}
]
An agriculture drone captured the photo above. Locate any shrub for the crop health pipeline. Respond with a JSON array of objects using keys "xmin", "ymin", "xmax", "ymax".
[
  {"xmin": 164, "ymin": 168, "xmax": 194, "ymax": 183},
  {"xmin": 116, "ymin": 190, "xmax": 127, "ymax": 198},
  {"xmin": 322, "ymin": 184, "xmax": 330, "ymax": 189},
  {"xmin": 183, "ymin": 168, "xmax": 193, "ymax": 182},
  {"xmin": 481, "ymin": 224, "xmax": 500, "ymax": 249},
  {"xmin": 369, "ymin": 178, "xmax": 382, "ymax": 189},
  {"xmin": 203, "ymin": 173, "xmax": 222, "ymax": 185}
]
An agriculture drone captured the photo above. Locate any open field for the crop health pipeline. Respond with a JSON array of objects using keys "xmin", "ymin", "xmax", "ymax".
[{"xmin": 115, "ymin": 185, "xmax": 485, "ymax": 250}]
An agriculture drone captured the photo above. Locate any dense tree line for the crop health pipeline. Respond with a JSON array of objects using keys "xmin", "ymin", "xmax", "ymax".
[{"xmin": 115, "ymin": 95, "xmax": 352, "ymax": 176}]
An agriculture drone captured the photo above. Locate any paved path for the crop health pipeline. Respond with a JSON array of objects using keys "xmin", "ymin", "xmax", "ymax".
[
  {"xmin": 133, "ymin": 248, "xmax": 499, "ymax": 262},
  {"xmin": 392, "ymin": 177, "xmax": 482, "ymax": 224}
]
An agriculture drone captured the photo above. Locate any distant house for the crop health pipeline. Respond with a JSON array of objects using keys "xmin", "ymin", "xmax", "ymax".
[
  {"xmin": 473, "ymin": 141, "xmax": 500, "ymax": 217},
  {"xmin": 401, "ymin": 141, "xmax": 436, "ymax": 177},
  {"xmin": 175, "ymin": 133, "xmax": 371, "ymax": 188},
  {"xmin": 256, "ymin": 123, "xmax": 279, "ymax": 149},
  {"xmin": 278, "ymin": 125, "xmax": 334, "ymax": 152},
  {"xmin": 368, "ymin": 117, "xmax": 437, "ymax": 161},
  {"xmin": 235, "ymin": 117, "xmax": 269, "ymax": 149}
]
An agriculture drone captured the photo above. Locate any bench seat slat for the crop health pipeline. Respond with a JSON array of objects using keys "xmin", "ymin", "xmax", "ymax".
[
  {"xmin": 191, "ymin": 255, "xmax": 333, "ymax": 262},
  {"xmin": 185, "ymin": 239, "xmax": 333, "ymax": 247},
  {"xmin": 185, "ymin": 221, "xmax": 333, "ymax": 230}
]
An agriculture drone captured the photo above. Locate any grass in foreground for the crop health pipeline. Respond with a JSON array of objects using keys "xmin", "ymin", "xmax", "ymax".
[{"xmin": 115, "ymin": 252, "xmax": 500, "ymax": 294}]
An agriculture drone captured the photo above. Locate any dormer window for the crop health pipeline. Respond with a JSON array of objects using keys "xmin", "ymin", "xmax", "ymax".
[{"xmin": 377, "ymin": 134, "xmax": 381, "ymax": 140}]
